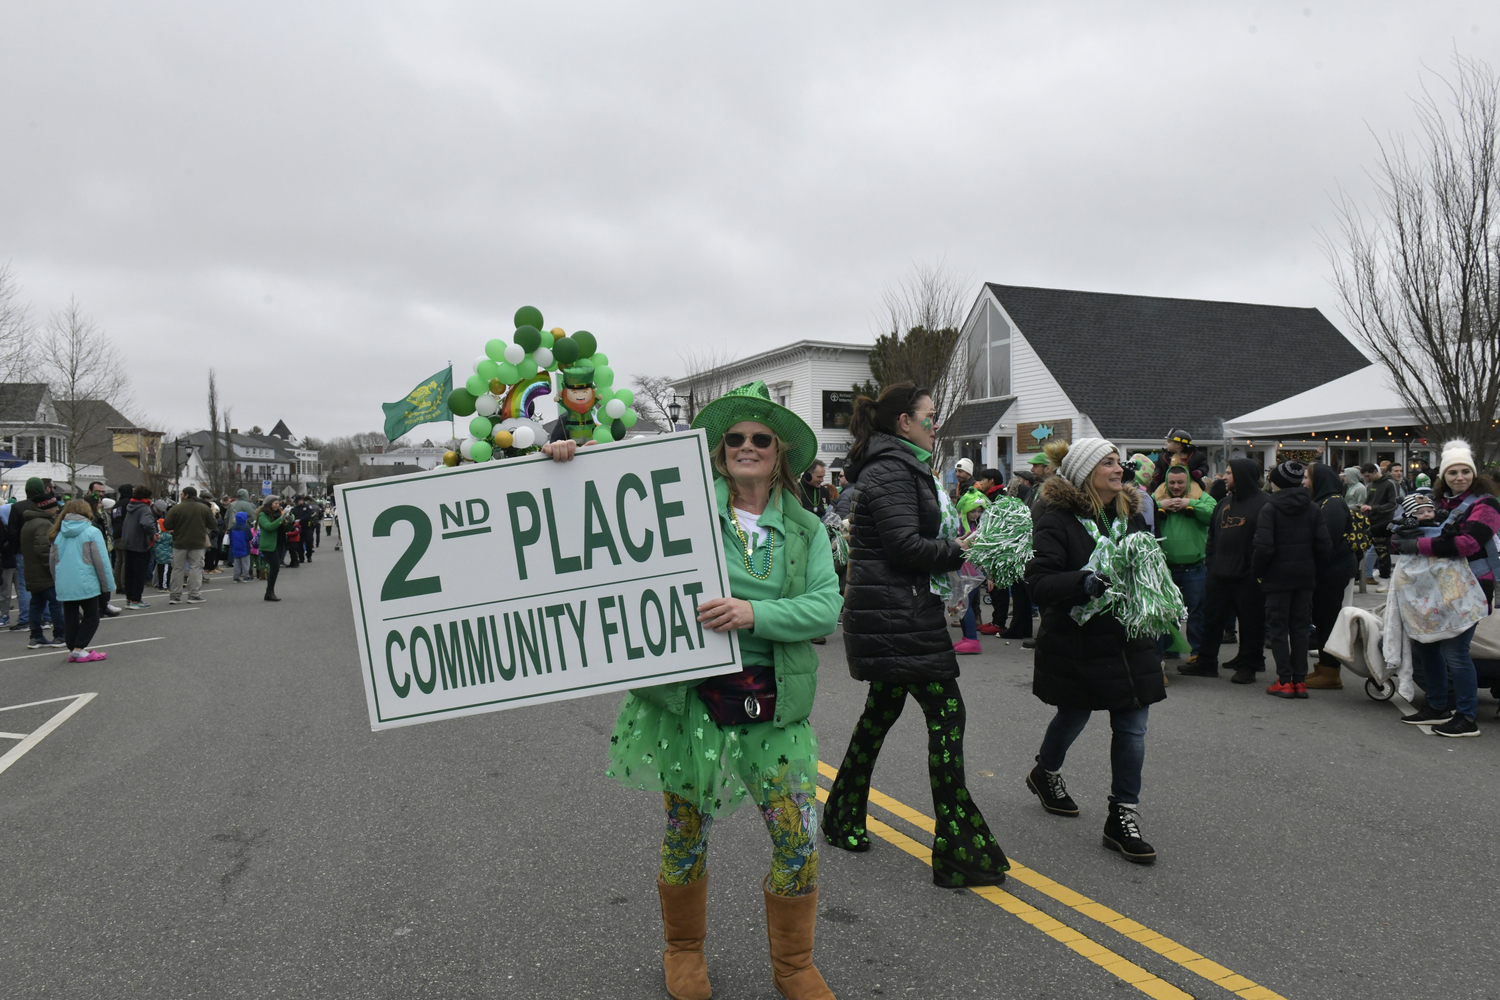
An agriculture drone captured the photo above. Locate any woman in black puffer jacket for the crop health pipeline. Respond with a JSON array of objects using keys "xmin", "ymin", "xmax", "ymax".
[
  {"xmin": 1023, "ymin": 437, "xmax": 1165, "ymax": 866},
  {"xmin": 823, "ymin": 382, "xmax": 1009, "ymax": 889}
]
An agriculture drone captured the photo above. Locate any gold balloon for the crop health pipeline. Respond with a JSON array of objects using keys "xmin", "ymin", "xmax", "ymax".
[
  {"xmin": 489, "ymin": 378, "xmax": 504, "ymax": 395},
  {"xmin": 493, "ymin": 430, "xmax": 514, "ymax": 449},
  {"xmin": 550, "ymin": 327, "xmax": 565, "ymax": 337},
  {"xmin": 442, "ymin": 450, "xmax": 460, "ymax": 467}
]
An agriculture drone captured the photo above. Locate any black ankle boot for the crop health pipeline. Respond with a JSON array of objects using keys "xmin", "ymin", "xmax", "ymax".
[
  {"xmin": 931, "ymin": 837, "xmax": 1009, "ymax": 888},
  {"xmin": 1102, "ymin": 803, "xmax": 1156, "ymax": 864},
  {"xmin": 264, "ymin": 591, "xmax": 281, "ymax": 602},
  {"xmin": 1025, "ymin": 760, "xmax": 1079, "ymax": 816}
]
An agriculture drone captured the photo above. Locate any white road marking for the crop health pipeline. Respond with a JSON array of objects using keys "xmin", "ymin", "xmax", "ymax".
[
  {"xmin": 0, "ymin": 692, "xmax": 96, "ymax": 777},
  {"xmin": 1391, "ymin": 693, "xmax": 1436, "ymax": 733},
  {"xmin": 101, "ymin": 608, "xmax": 199, "ymax": 620},
  {"xmin": 0, "ymin": 732, "xmax": 28, "ymax": 740},
  {"xmin": 0, "ymin": 637, "xmax": 164, "ymax": 664}
]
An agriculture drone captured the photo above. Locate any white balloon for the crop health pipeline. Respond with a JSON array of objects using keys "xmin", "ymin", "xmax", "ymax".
[
  {"xmin": 534, "ymin": 348, "xmax": 553, "ymax": 369},
  {"xmin": 511, "ymin": 424, "xmax": 536, "ymax": 449},
  {"xmin": 604, "ymin": 398, "xmax": 627, "ymax": 419},
  {"xmin": 472, "ymin": 355, "xmax": 489, "ymax": 373},
  {"xmin": 474, "ymin": 394, "xmax": 499, "ymax": 416},
  {"xmin": 459, "ymin": 439, "xmax": 474, "ymax": 459},
  {"xmin": 504, "ymin": 344, "xmax": 525, "ymax": 364}
]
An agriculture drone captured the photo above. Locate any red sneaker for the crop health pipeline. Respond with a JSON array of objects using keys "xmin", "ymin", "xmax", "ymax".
[
  {"xmin": 1266, "ymin": 679, "xmax": 1296, "ymax": 698},
  {"xmin": 977, "ymin": 623, "xmax": 1002, "ymax": 635},
  {"xmin": 1293, "ymin": 682, "xmax": 1309, "ymax": 699}
]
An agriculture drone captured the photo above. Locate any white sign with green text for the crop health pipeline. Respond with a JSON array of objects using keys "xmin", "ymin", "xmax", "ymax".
[{"xmin": 337, "ymin": 431, "xmax": 740, "ymax": 730}]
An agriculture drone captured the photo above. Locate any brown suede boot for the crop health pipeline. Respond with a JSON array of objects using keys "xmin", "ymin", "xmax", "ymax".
[
  {"xmin": 1304, "ymin": 663, "xmax": 1343, "ymax": 690},
  {"xmin": 658, "ymin": 876, "xmax": 711, "ymax": 1000},
  {"xmin": 763, "ymin": 879, "xmax": 834, "ymax": 999}
]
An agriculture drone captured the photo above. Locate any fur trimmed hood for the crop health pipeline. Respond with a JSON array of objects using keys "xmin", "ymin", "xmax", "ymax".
[
  {"xmin": 1038, "ymin": 473, "xmax": 1142, "ymax": 518},
  {"xmin": 1152, "ymin": 478, "xmax": 1204, "ymax": 502}
]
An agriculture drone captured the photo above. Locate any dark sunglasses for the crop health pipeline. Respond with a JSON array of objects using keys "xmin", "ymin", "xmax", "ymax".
[{"xmin": 723, "ymin": 432, "xmax": 775, "ymax": 450}]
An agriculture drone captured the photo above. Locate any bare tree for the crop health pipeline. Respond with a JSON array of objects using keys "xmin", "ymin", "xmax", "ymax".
[
  {"xmin": 676, "ymin": 348, "xmax": 740, "ymax": 424},
  {"xmin": 0, "ymin": 264, "xmax": 34, "ymax": 383},
  {"xmin": 629, "ymin": 374, "xmax": 677, "ymax": 431},
  {"xmin": 1327, "ymin": 54, "xmax": 1500, "ymax": 463},
  {"xmin": 206, "ymin": 370, "xmax": 228, "ymax": 497},
  {"xmin": 43, "ymin": 298, "xmax": 134, "ymax": 489}
]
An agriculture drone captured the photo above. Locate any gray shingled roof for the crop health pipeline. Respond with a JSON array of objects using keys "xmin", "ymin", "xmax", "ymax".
[
  {"xmin": 946, "ymin": 396, "xmax": 1015, "ymax": 438},
  {"xmin": 0, "ymin": 384, "xmax": 50, "ymax": 424},
  {"xmin": 986, "ymin": 284, "xmax": 1370, "ymax": 441}
]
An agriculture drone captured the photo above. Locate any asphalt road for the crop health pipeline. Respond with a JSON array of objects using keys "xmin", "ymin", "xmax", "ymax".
[{"xmin": 2, "ymin": 553, "xmax": 1498, "ymax": 1000}]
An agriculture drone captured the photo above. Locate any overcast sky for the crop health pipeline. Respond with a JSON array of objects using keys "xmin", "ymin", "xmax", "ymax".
[{"xmin": 1, "ymin": 3, "xmax": 1496, "ymax": 441}]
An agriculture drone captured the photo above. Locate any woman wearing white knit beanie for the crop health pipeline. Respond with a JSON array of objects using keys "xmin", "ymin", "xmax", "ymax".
[
  {"xmin": 1022, "ymin": 438, "xmax": 1166, "ymax": 864},
  {"xmin": 1388, "ymin": 439, "xmax": 1499, "ymax": 737}
]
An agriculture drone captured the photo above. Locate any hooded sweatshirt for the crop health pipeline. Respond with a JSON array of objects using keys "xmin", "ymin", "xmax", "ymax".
[
  {"xmin": 50, "ymin": 513, "xmax": 115, "ymax": 601},
  {"xmin": 1252, "ymin": 481, "xmax": 1332, "ymax": 592},
  {"xmin": 228, "ymin": 489, "xmax": 258, "ymax": 523},
  {"xmin": 1311, "ymin": 464, "xmax": 1356, "ymax": 583},
  {"xmin": 1152, "ymin": 477, "xmax": 1216, "ymax": 566},
  {"xmin": 1206, "ymin": 458, "xmax": 1271, "ymax": 581},
  {"xmin": 1341, "ymin": 467, "xmax": 1368, "ymax": 508},
  {"xmin": 229, "ymin": 511, "xmax": 252, "ymax": 558}
]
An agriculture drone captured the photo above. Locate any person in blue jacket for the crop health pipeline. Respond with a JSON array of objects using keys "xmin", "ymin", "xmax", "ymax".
[
  {"xmin": 229, "ymin": 511, "xmax": 252, "ymax": 582},
  {"xmin": 49, "ymin": 499, "xmax": 116, "ymax": 662}
]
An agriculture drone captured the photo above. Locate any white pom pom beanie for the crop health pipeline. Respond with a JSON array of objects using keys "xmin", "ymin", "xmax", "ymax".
[
  {"xmin": 1058, "ymin": 437, "xmax": 1119, "ymax": 489},
  {"xmin": 1438, "ymin": 439, "xmax": 1476, "ymax": 480}
]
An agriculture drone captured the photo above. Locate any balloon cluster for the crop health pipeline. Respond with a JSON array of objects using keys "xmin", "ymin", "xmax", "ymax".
[{"xmin": 440, "ymin": 305, "xmax": 639, "ymax": 465}]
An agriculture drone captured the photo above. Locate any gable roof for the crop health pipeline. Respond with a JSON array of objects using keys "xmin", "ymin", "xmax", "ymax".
[
  {"xmin": 0, "ymin": 384, "xmax": 52, "ymax": 424},
  {"xmin": 947, "ymin": 397, "xmax": 1016, "ymax": 438},
  {"xmin": 984, "ymin": 284, "xmax": 1370, "ymax": 441}
]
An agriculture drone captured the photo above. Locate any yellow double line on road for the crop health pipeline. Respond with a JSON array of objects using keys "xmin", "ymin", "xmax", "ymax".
[{"xmin": 814, "ymin": 761, "xmax": 1285, "ymax": 1000}]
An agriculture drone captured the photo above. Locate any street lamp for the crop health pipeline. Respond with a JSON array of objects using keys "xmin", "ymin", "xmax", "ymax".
[{"xmin": 667, "ymin": 390, "xmax": 681, "ymax": 431}]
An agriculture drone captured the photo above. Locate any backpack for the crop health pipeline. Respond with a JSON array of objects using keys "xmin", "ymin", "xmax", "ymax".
[{"xmin": 1324, "ymin": 496, "xmax": 1372, "ymax": 556}]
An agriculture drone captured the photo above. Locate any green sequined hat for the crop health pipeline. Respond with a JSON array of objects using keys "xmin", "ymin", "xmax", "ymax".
[{"xmin": 690, "ymin": 380, "xmax": 818, "ymax": 476}]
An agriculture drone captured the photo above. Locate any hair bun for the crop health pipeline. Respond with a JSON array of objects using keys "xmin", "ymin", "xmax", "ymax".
[{"xmin": 1043, "ymin": 439, "xmax": 1069, "ymax": 466}]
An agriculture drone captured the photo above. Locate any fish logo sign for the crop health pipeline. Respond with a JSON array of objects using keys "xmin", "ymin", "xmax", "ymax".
[{"xmin": 1030, "ymin": 424, "xmax": 1054, "ymax": 443}]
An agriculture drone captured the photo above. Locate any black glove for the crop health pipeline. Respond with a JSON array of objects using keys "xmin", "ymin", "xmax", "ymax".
[
  {"xmin": 1390, "ymin": 537, "xmax": 1421, "ymax": 555},
  {"xmin": 1082, "ymin": 572, "xmax": 1110, "ymax": 599},
  {"xmin": 1390, "ymin": 520, "xmax": 1421, "ymax": 540}
]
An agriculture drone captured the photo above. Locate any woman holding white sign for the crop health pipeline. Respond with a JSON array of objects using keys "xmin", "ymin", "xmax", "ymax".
[{"xmin": 550, "ymin": 381, "xmax": 841, "ymax": 1000}]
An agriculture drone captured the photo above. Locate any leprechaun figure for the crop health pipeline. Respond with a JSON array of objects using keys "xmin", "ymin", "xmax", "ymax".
[{"xmin": 550, "ymin": 364, "xmax": 600, "ymax": 444}]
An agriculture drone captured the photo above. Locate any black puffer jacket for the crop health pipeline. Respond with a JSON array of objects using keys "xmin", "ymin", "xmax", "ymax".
[
  {"xmin": 1252, "ymin": 484, "xmax": 1332, "ymax": 592},
  {"xmin": 842, "ymin": 432, "xmax": 965, "ymax": 683},
  {"xmin": 1206, "ymin": 458, "xmax": 1270, "ymax": 581},
  {"xmin": 1309, "ymin": 463, "xmax": 1357, "ymax": 584},
  {"xmin": 1024, "ymin": 476, "xmax": 1167, "ymax": 713}
]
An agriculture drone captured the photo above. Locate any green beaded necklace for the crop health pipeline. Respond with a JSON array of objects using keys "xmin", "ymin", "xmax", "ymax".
[{"xmin": 730, "ymin": 503, "xmax": 774, "ymax": 581}]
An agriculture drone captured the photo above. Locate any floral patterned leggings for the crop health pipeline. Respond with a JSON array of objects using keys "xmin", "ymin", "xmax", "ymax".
[
  {"xmin": 660, "ymin": 783, "xmax": 819, "ymax": 897},
  {"xmin": 824, "ymin": 679, "xmax": 1008, "ymax": 885}
]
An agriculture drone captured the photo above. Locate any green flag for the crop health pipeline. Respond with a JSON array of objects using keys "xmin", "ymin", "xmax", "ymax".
[{"xmin": 382, "ymin": 366, "xmax": 453, "ymax": 441}]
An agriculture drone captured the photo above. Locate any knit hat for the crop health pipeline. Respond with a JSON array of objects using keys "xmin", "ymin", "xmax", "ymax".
[
  {"xmin": 1057, "ymin": 438, "xmax": 1119, "ymax": 489},
  {"xmin": 24, "ymin": 477, "xmax": 43, "ymax": 498},
  {"xmin": 1268, "ymin": 460, "xmax": 1306, "ymax": 490},
  {"xmin": 1415, "ymin": 472, "xmax": 1431, "ymax": 488},
  {"xmin": 1438, "ymin": 439, "xmax": 1476, "ymax": 480},
  {"xmin": 955, "ymin": 458, "xmax": 974, "ymax": 476},
  {"xmin": 1400, "ymin": 494, "xmax": 1435, "ymax": 519},
  {"xmin": 34, "ymin": 493, "xmax": 58, "ymax": 511}
]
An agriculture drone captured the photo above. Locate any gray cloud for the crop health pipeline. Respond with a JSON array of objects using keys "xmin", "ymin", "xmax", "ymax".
[{"xmin": 0, "ymin": 2, "xmax": 1494, "ymax": 437}]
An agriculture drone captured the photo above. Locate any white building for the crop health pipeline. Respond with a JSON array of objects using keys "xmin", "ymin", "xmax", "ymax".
[
  {"xmin": 356, "ymin": 445, "xmax": 449, "ymax": 471},
  {"xmin": 669, "ymin": 341, "xmax": 873, "ymax": 469}
]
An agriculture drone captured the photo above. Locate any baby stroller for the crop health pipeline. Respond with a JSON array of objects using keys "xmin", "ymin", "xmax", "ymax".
[{"xmin": 1323, "ymin": 603, "xmax": 1402, "ymax": 702}]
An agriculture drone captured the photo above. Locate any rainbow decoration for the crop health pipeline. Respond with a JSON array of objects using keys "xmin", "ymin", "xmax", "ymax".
[{"xmin": 502, "ymin": 372, "xmax": 552, "ymax": 421}]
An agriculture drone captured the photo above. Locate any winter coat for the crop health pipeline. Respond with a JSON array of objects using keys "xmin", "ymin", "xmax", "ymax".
[
  {"xmin": 1365, "ymin": 475, "xmax": 1400, "ymax": 530},
  {"xmin": 163, "ymin": 496, "xmax": 218, "ymax": 550},
  {"xmin": 1251, "ymin": 486, "xmax": 1332, "ymax": 592},
  {"xmin": 629, "ymin": 477, "xmax": 839, "ymax": 729},
  {"xmin": 257, "ymin": 510, "xmax": 284, "ymax": 551},
  {"xmin": 152, "ymin": 531, "xmax": 174, "ymax": 564},
  {"xmin": 121, "ymin": 499, "xmax": 158, "ymax": 552},
  {"xmin": 21, "ymin": 507, "xmax": 58, "ymax": 592},
  {"xmin": 1147, "ymin": 446, "xmax": 1209, "ymax": 492},
  {"xmin": 49, "ymin": 514, "xmax": 115, "ymax": 601},
  {"xmin": 1206, "ymin": 458, "xmax": 1271, "ymax": 581},
  {"xmin": 832, "ymin": 485, "xmax": 860, "ymax": 520},
  {"xmin": 228, "ymin": 491, "xmax": 258, "ymax": 524},
  {"xmin": 1152, "ymin": 479, "xmax": 1215, "ymax": 566},
  {"xmin": 1417, "ymin": 489, "xmax": 1500, "ymax": 581},
  {"xmin": 229, "ymin": 512, "xmax": 252, "ymax": 559},
  {"xmin": 1310, "ymin": 464, "xmax": 1357, "ymax": 585},
  {"xmin": 1024, "ymin": 476, "xmax": 1167, "ymax": 712},
  {"xmin": 842, "ymin": 431, "xmax": 966, "ymax": 684},
  {"xmin": 4, "ymin": 498, "xmax": 35, "ymax": 558}
]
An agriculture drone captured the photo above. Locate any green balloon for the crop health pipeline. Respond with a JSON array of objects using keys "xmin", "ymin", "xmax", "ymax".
[
  {"xmin": 595, "ymin": 387, "xmax": 615, "ymax": 404},
  {"xmin": 485, "ymin": 338, "xmax": 508, "ymax": 362},
  {"xmin": 539, "ymin": 330, "xmax": 555, "ymax": 349},
  {"xmin": 496, "ymin": 362, "xmax": 520, "ymax": 384},
  {"xmin": 611, "ymin": 418, "xmax": 626, "ymax": 441},
  {"xmin": 593, "ymin": 424, "xmax": 613, "ymax": 445},
  {"xmin": 594, "ymin": 365, "xmax": 614, "ymax": 388},
  {"xmin": 514, "ymin": 305, "xmax": 544, "ymax": 330},
  {"xmin": 621, "ymin": 409, "xmax": 638, "ymax": 428},
  {"xmin": 516, "ymin": 356, "xmax": 538, "ymax": 378},
  {"xmin": 477, "ymin": 359, "xmax": 501, "ymax": 382},
  {"xmin": 469, "ymin": 415, "xmax": 493, "ymax": 439},
  {"xmin": 592, "ymin": 352, "xmax": 609, "ymax": 366},
  {"xmin": 615, "ymin": 387, "xmax": 635, "ymax": 407},
  {"xmin": 465, "ymin": 373, "xmax": 488, "ymax": 397},
  {"xmin": 470, "ymin": 440, "xmax": 493, "ymax": 462},
  {"xmin": 514, "ymin": 326, "xmax": 541, "ymax": 353},
  {"xmin": 446, "ymin": 388, "xmax": 476, "ymax": 417},
  {"xmin": 552, "ymin": 338, "xmax": 580, "ymax": 365}
]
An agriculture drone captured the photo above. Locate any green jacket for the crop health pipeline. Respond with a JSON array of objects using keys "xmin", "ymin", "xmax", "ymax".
[
  {"xmin": 257, "ymin": 510, "xmax": 284, "ymax": 552},
  {"xmin": 1152, "ymin": 482, "xmax": 1216, "ymax": 566},
  {"xmin": 21, "ymin": 507, "xmax": 57, "ymax": 591},
  {"xmin": 629, "ymin": 477, "xmax": 841, "ymax": 728},
  {"xmin": 164, "ymin": 497, "xmax": 218, "ymax": 550}
]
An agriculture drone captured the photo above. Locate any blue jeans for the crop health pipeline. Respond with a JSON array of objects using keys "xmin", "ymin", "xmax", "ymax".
[
  {"xmin": 1038, "ymin": 705, "xmax": 1149, "ymax": 805},
  {"xmin": 961, "ymin": 587, "xmax": 981, "ymax": 640},
  {"xmin": 1159, "ymin": 563, "xmax": 1206, "ymax": 655},
  {"xmin": 1411, "ymin": 625, "xmax": 1479, "ymax": 719},
  {"xmin": 29, "ymin": 587, "xmax": 62, "ymax": 643}
]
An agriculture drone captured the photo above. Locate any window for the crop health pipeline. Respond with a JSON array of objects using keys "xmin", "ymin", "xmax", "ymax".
[
  {"xmin": 35, "ymin": 436, "xmax": 45, "ymax": 463},
  {"xmin": 963, "ymin": 301, "xmax": 1012, "ymax": 400},
  {"xmin": 822, "ymin": 390, "xmax": 855, "ymax": 429}
]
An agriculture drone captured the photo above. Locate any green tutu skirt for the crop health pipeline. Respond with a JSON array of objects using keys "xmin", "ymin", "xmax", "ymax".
[{"xmin": 606, "ymin": 687, "xmax": 818, "ymax": 818}]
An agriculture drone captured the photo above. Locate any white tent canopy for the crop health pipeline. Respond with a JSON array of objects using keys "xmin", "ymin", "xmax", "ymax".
[{"xmin": 1223, "ymin": 364, "xmax": 1418, "ymax": 438}]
